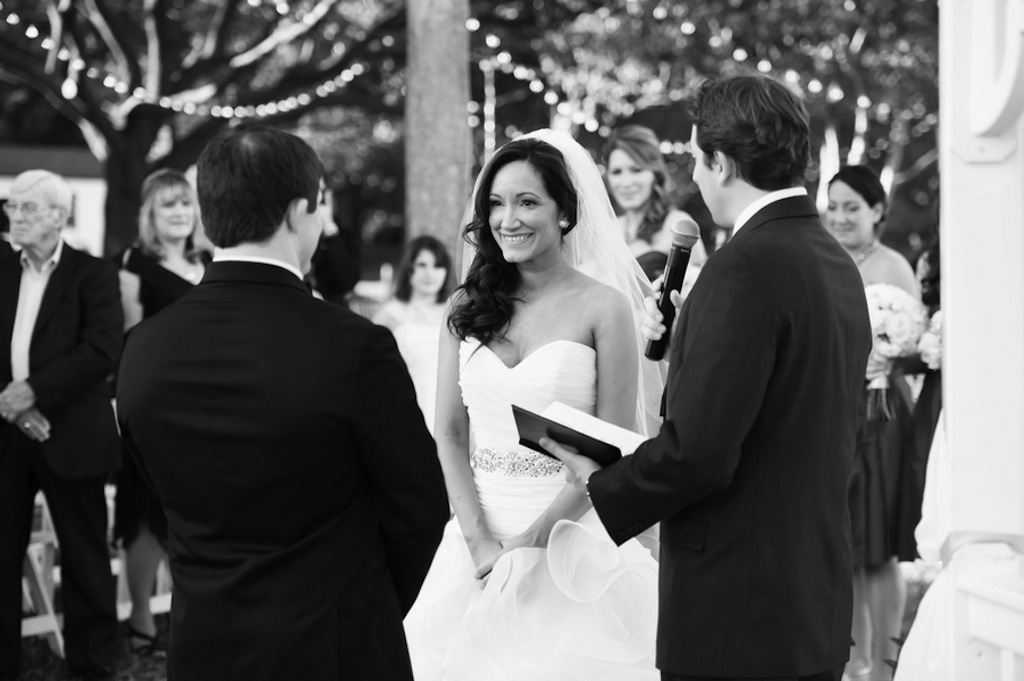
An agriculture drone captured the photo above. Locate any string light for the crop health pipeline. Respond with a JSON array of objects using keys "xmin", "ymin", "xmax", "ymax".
[
  {"xmin": 2, "ymin": 5, "xmax": 938, "ymax": 140},
  {"xmin": 471, "ymin": 51, "xmax": 563, "ymax": 128},
  {"xmin": 0, "ymin": 6, "xmax": 372, "ymax": 120}
]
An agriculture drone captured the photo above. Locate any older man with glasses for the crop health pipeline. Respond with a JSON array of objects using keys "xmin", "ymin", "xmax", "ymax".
[{"xmin": 0, "ymin": 170, "xmax": 122, "ymax": 681}]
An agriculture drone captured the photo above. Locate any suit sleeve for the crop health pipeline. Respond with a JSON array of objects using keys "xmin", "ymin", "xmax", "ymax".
[
  {"xmin": 589, "ymin": 247, "xmax": 780, "ymax": 544},
  {"xmin": 351, "ymin": 324, "xmax": 449, "ymax": 613},
  {"xmin": 29, "ymin": 257, "xmax": 123, "ymax": 411}
]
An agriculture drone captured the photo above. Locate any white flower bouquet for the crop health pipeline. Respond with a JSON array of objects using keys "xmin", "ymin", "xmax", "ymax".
[
  {"xmin": 864, "ymin": 283, "xmax": 928, "ymax": 420},
  {"xmin": 917, "ymin": 309, "xmax": 943, "ymax": 371}
]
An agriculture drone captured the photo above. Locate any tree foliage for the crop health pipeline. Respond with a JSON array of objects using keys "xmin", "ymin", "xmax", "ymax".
[
  {"xmin": 0, "ymin": 0, "xmax": 407, "ymax": 253},
  {"xmin": 535, "ymin": 0, "xmax": 939, "ymax": 246},
  {"xmin": 0, "ymin": 0, "xmax": 939, "ymax": 256}
]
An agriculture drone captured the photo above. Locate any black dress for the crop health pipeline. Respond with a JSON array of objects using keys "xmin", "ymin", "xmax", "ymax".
[
  {"xmin": 848, "ymin": 377, "xmax": 916, "ymax": 567},
  {"xmin": 896, "ymin": 367, "xmax": 942, "ymax": 560},
  {"xmin": 113, "ymin": 246, "xmax": 209, "ymax": 547}
]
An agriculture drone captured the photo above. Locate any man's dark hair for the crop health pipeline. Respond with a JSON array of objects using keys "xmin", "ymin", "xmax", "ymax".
[
  {"xmin": 690, "ymin": 75, "xmax": 810, "ymax": 190},
  {"xmin": 197, "ymin": 125, "xmax": 323, "ymax": 248}
]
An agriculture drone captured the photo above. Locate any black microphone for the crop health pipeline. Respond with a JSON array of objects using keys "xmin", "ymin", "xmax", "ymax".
[{"xmin": 644, "ymin": 219, "xmax": 701, "ymax": 361}]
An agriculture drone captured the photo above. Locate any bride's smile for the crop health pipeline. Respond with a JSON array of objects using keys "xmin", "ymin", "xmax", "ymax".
[{"xmin": 499, "ymin": 232, "xmax": 534, "ymax": 243}]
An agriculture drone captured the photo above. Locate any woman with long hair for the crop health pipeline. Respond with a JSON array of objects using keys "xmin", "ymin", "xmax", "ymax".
[
  {"xmin": 113, "ymin": 169, "xmax": 211, "ymax": 656},
  {"xmin": 603, "ymin": 124, "xmax": 707, "ymax": 289},
  {"xmin": 404, "ymin": 130, "xmax": 662, "ymax": 680},
  {"xmin": 373, "ymin": 235, "xmax": 454, "ymax": 433}
]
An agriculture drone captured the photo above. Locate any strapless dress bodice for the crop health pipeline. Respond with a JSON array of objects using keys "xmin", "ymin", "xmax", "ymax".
[{"xmin": 459, "ymin": 338, "xmax": 596, "ymax": 477}]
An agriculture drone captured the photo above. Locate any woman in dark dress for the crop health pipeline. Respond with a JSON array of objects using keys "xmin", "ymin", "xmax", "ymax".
[
  {"xmin": 825, "ymin": 166, "xmax": 921, "ymax": 681},
  {"xmin": 897, "ymin": 235, "xmax": 942, "ymax": 558},
  {"xmin": 114, "ymin": 169, "xmax": 211, "ymax": 655}
]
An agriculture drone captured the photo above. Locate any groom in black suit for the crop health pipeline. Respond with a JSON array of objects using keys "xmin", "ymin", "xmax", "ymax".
[
  {"xmin": 116, "ymin": 126, "xmax": 449, "ymax": 681},
  {"xmin": 551, "ymin": 75, "xmax": 872, "ymax": 681}
]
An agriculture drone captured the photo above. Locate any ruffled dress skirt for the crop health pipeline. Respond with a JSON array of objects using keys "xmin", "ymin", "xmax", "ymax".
[{"xmin": 404, "ymin": 465, "xmax": 660, "ymax": 681}]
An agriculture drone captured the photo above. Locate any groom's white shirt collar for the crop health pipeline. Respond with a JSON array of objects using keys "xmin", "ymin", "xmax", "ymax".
[
  {"xmin": 212, "ymin": 252, "xmax": 304, "ymax": 282},
  {"xmin": 731, "ymin": 186, "xmax": 807, "ymax": 237}
]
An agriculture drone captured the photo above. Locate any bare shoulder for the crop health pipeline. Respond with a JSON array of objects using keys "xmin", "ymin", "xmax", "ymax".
[
  {"xmin": 569, "ymin": 271, "xmax": 632, "ymax": 320},
  {"xmin": 372, "ymin": 300, "xmax": 406, "ymax": 329},
  {"xmin": 876, "ymin": 244, "xmax": 914, "ymax": 268},
  {"xmin": 866, "ymin": 245, "xmax": 920, "ymax": 296}
]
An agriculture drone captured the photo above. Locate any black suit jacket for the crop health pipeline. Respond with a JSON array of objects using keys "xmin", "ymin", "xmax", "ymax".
[
  {"xmin": 590, "ymin": 196, "xmax": 872, "ymax": 678},
  {"xmin": 0, "ymin": 244, "xmax": 122, "ymax": 478},
  {"xmin": 116, "ymin": 261, "xmax": 449, "ymax": 681}
]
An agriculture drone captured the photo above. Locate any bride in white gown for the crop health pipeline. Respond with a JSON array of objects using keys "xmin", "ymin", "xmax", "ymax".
[{"xmin": 403, "ymin": 130, "xmax": 663, "ymax": 680}]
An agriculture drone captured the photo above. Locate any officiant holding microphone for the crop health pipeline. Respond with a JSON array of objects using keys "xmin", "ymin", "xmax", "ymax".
[{"xmin": 549, "ymin": 74, "xmax": 872, "ymax": 681}]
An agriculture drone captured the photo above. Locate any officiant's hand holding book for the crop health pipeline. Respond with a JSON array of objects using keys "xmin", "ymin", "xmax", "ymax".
[{"xmin": 513, "ymin": 402, "xmax": 646, "ymax": 495}]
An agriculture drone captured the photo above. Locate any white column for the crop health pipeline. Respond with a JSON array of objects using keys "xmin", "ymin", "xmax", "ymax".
[{"xmin": 940, "ymin": 0, "xmax": 1024, "ymax": 675}]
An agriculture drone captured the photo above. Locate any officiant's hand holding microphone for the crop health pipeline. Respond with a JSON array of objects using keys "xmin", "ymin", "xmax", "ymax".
[
  {"xmin": 643, "ymin": 218, "xmax": 701, "ymax": 360},
  {"xmin": 548, "ymin": 219, "xmax": 700, "ymax": 493}
]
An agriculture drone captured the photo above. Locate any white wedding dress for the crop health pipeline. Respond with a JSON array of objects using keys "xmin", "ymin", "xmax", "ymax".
[
  {"xmin": 404, "ymin": 338, "xmax": 660, "ymax": 681},
  {"xmin": 375, "ymin": 300, "xmax": 444, "ymax": 434}
]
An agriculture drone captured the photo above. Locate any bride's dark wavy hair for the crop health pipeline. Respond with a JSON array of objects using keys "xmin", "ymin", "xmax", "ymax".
[{"xmin": 448, "ymin": 138, "xmax": 578, "ymax": 344}]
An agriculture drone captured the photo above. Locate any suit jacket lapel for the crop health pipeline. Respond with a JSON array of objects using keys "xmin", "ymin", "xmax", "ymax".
[{"xmin": 33, "ymin": 246, "xmax": 78, "ymax": 342}]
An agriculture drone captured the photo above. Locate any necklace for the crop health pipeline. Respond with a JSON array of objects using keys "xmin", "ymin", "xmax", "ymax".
[
  {"xmin": 175, "ymin": 261, "xmax": 202, "ymax": 282},
  {"xmin": 853, "ymin": 240, "xmax": 880, "ymax": 266}
]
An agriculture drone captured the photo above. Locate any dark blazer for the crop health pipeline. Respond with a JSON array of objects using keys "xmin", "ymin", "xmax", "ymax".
[
  {"xmin": 0, "ymin": 244, "xmax": 122, "ymax": 478},
  {"xmin": 116, "ymin": 261, "xmax": 449, "ymax": 681},
  {"xmin": 590, "ymin": 196, "xmax": 872, "ymax": 678}
]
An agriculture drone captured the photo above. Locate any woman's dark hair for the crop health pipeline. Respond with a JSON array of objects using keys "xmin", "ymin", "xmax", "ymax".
[
  {"xmin": 602, "ymin": 125, "xmax": 672, "ymax": 244},
  {"xmin": 197, "ymin": 124, "xmax": 323, "ymax": 248},
  {"xmin": 448, "ymin": 138, "xmax": 577, "ymax": 344},
  {"xmin": 919, "ymin": 231, "xmax": 940, "ymax": 311},
  {"xmin": 690, "ymin": 75, "xmax": 810, "ymax": 190},
  {"xmin": 393, "ymin": 235, "xmax": 454, "ymax": 304},
  {"xmin": 828, "ymin": 164, "xmax": 888, "ymax": 234}
]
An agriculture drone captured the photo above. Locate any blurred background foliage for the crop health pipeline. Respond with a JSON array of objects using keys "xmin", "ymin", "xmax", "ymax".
[{"xmin": 0, "ymin": 0, "xmax": 938, "ymax": 270}]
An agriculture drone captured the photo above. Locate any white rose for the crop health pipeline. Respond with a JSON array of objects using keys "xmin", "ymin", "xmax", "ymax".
[{"xmin": 886, "ymin": 313, "xmax": 915, "ymax": 350}]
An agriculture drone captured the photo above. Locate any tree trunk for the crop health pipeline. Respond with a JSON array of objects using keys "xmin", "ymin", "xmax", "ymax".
[
  {"xmin": 103, "ymin": 151, "xmax": 148, "ymax": 257},
  {"xmin": 405, "ymin": 0, "xmax": 472, "ymax": 254},
  {"xmin": 102, "ymin": 105, "xmax": 176, "ymax": 256}
]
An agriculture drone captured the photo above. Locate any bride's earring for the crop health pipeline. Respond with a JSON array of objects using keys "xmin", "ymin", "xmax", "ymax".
[{"xmin": 558, "ymin": 216, "xmax": 570, "ymax": 233}]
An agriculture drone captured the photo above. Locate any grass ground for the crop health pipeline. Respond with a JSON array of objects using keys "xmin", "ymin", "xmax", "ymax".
[{"xmin": 18, "ymin": 564, "xmax": 937, "ymax": 681}]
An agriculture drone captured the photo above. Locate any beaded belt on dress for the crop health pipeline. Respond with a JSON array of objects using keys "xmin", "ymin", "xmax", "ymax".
[{"xmin": 470, "ymin": 447, "xmax": 564, "ymax": 478}]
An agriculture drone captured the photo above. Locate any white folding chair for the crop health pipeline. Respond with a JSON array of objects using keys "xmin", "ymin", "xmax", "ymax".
[{"xmin": 21, "ymin": 492, "xmax": 64, "ymax": 657}]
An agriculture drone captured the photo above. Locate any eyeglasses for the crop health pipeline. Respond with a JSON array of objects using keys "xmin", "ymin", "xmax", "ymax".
[{"xmin": 2, "ymin": 202, "xmax": 52, "ymax": 217}]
